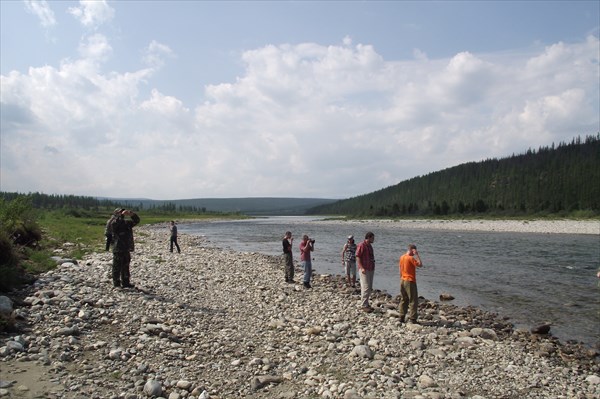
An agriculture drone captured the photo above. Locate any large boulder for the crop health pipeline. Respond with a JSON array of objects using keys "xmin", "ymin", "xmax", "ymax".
[{"xmin": 0, "ymin": 296, "xmax": 13, "ymax": 316}]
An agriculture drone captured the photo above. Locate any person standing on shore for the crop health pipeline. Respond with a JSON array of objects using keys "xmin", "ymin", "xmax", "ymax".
[
  {"xmin": 110, "ymin": 209, "xmax": 140, "ymax": 288},
  {"xmin": 282, "ymin": 231, "xmax": 294, "ymax": 283},
  {"xmin": 356, "ymin": 232, "xmax": 375, "ymax": 312},
  {"xmin": 398, "ymin": 243, "xmax": 423, "ymax": 323},
  {"xmin": 169, "ymin": 221, "xmax": 181, "ymax": 253},
  {"xmin": 341, "ymin": 235, "xmax": 357, "ymax": 287},
  {"xmin": 300, "ymin": 234, "xmax": 315, "ymax": 288}
]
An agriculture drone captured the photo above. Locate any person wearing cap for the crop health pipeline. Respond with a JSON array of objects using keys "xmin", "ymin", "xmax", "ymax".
[
  {"xmin": 341, "ymin": 235, "xmax": 357, "ymax": 287},
  {"xmin": 356, "ymin": 232, "xmax": 375, "ymax": 312},
  {"xmin": 398, "ymin": 243, "xmax": 423, "ymax": 323},
  {"xmin": 109, "ymin": 209, "xmax": 140, "ymax": 288}
]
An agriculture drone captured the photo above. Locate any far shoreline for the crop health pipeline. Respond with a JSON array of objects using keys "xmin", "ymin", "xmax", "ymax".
[{"xmin": 302, "ymin": 217, "xmax": 600, "ymax": 235}]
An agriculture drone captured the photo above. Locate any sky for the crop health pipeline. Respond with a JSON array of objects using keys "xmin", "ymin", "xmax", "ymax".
[{"xmin": 1, "ymin": 1, "xmax": 599, "ymax": 200}]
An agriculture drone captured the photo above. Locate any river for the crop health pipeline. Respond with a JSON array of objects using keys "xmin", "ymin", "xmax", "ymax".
[{"xmin": 178, "ymin": 216, "xmax": 600, "ymax": 347}]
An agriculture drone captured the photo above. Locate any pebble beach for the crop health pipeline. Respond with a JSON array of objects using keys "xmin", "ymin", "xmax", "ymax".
[
  {"xmin": 1, "ymin": 221, "xmax": 599, "ymax": 399},
  {"xmin": 312, "ymin": 219, "xmax": 600, "ymax": 235}
]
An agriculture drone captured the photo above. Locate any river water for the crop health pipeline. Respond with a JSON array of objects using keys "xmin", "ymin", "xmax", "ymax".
[{"xmin": 178, "ymin": 216, "xmax": 600, "ymax": 347}]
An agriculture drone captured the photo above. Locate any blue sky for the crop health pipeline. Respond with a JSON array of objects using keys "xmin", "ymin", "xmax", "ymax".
[{"xmin": 1, "ymin": 1, "xmax": 598, "ymax": 200}]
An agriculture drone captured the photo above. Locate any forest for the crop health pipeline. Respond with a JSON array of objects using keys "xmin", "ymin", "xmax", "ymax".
[{"xmin": 308, "ymin": 134, "xmax": 600, "ymax": 217}]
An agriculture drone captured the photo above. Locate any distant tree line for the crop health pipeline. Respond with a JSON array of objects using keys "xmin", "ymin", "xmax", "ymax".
[
  {"xmin": 0, "ymin": 192, "xmax": 210, "ymax": 214},
  {"xmin": 308, "ymin": 134, "xmax": 600, "ymax": 217}
]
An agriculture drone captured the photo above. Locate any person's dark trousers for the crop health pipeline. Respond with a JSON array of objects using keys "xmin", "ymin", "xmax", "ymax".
[
  {"xmin": 170, "ymin": 237, "xmax": 181, "ymax": 253},
  {"xmin": 284, "ymin": 252, "xmax": 294, "ymax": 281},
  {"xmin": 112, "ymin": 251, "xmax": 131, "ymax": 286}
]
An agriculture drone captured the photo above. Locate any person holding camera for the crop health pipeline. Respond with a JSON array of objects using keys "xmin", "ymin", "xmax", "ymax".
[
  {"xmin": 356, "ymin": 232, "xmax": 376, "ymax": 312},
  {"xmin": 300, "ymin": 235, "xmax": 315, "ymax": 288},
  {"xmin": 399, "ymin": 244, "xmax": 423, "ymax": 323},
  {"xmin": 282, "ymin": 231, "xmax": 294, "ymax": 283},
  {"xmin": 109, "ymin": 208, "xmax": 140, "ymax": 288},
  {"xmin": 341, "ymin": 235, "xmax": 357, "ymax": 287}
]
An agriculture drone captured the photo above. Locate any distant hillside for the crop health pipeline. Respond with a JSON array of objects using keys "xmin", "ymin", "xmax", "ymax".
[
  {"xmin": 0, "ymin": 192, "xmax": 337, "ymax": 216},
  {"xmin": 308, "ymin": 134, "xmax": 600, "ymax": 217},
  {"xmin": 108, "ymin": 197, "xmax": 338, "ymax": 216}
]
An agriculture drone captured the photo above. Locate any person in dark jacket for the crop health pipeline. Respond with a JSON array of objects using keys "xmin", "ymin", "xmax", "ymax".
[
  {"xmin": 169, "ymin": 221, "xmax": 181, "ymax": 253},
  {"xmin": 282, "ymin": 231, "xmax": 294, "ymax": 283},
  {"xmin": 110, "ymin": 209, "xmax": 140, "ymax": 288}
]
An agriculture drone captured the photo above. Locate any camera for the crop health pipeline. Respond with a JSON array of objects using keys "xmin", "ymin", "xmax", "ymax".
[{"xmin": 309, "ymin": 239, "xmax": 315, "ymax": 244}]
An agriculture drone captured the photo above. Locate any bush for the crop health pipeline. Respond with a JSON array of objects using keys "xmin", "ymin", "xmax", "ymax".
[
  {"xmin": 0, "ymin": 231, "xmax": 20, "ymax": 292},
  {"xmin": 0, "ymin": 196, "xmax": 44, "ymax": 292},
  {"xmin": 12, "ymin": 219, "xmax": 43, "ymax": 247}
]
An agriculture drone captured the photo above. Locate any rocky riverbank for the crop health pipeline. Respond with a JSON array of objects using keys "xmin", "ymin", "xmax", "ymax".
[{"xmin": 1, "ymin": 225, "xmax": 599, "ymax": 399}]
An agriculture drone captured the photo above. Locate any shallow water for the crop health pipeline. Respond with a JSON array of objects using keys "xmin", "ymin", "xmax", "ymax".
[{"xmin": 179, "ymin": 216, "xmax": 600, "ymax": 347}]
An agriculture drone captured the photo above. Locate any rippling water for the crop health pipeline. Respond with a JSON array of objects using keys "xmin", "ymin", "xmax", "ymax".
[{"xmin": 179, "ymin": 216, "xmax": 600, "ymax": 347}]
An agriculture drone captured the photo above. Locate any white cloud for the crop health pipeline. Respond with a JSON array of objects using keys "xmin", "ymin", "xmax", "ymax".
[
  {"xmin": 68, "ymin": 0, "xmax": 114, "ymax": 28},
  {"xmin": 142, "ymin": 41, "xmax": 175, "ymax": 69},
  {"xmin": 1, "ymin": 32, "xmax": 598, "ymax": 199},
  {"xmin": 24, "ymin": 0, "xmax": 56, "ymax": 28},
  {"xmin": 78, "ymin": 33, "xmax": 112, "ymax": 61}
]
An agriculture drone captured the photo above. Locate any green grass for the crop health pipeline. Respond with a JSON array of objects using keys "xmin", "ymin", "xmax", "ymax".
[
  {"xmin": 37, "ymin": 209, "xmax": 243, "ymax": 257},
  {"xmin": 25, "ymin": 209, "xmax": 243, "ymax": 277}
]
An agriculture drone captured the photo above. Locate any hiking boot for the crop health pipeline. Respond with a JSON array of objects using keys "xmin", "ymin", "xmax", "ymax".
[
  {"xmin": 362, "ymin": 306, "xmax": 374, "ymax": 313},
  {"xmin": 122, "ymin": 283, "xmax": 135, "ymax": 289}
]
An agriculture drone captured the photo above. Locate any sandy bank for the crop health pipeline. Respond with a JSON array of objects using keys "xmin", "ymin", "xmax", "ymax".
[{"xmin": 310, "ymin": 218, "xmax": 600, "ymax": 235}]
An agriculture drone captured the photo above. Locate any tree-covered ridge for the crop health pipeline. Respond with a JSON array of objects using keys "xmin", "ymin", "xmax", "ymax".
[
  {"xmin": 308, "ymin": 134, "xmax": 600, "ymax": 217},
  {"xmin": 0, "ymin": 192, "xmax": 336, "ymax": 216}
]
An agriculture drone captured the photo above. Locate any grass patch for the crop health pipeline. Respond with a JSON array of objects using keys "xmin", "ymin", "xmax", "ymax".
[
  {"xmin": 21, "ymin": 247, "xmax": 56, "ymax": 274},
  {"xmin": 37, "ymin": 209, "xmax": 240, "ymax": 258}
]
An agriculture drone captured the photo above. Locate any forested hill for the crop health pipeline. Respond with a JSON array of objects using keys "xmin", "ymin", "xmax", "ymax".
[
  {"xmin": 0, "ymin": 192, "xmax": 337, "ymax": 216},
  {"xmin": 308, "ymin": 135, "xmax": 600, "ymax": 218}
]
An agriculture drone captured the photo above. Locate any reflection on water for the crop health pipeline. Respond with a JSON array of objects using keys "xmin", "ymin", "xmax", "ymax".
[{"xmin": 179, "ymin": 216, "xmax": 600, "ymax": 347}]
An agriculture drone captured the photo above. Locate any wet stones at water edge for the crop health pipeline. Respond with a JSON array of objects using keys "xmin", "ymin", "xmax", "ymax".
[{"xmin": 531, "ymin": 324, "xmax": 552, "ymax": 335}]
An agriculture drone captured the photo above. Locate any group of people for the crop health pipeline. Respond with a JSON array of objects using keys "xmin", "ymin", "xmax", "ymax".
[
  {"xmin": 103, "ymin": 211, "xmax": 424, "ymax": 322},
  {"xmin": 282, "ymin": 231, "xmax": 315, "ymax": 288},
  {"xmin": 104, "ymin": 210, "xmax": 181, "ymax": 289},
  {"xmin": 104, "ymin": 208, "xmax": 140, "ymax": 288},
  {"xmin": 283, "ymin": 231, "xmax": 424, "ymax": 322}
]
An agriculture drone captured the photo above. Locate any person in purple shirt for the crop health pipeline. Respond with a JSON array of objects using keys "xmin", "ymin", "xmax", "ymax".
[{"xmin": 356, "ymin": 232, "xmax": 375, "ymax": 312}]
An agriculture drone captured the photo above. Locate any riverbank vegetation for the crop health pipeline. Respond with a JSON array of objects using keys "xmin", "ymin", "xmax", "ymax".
[
  {"xmin": 0, "ymin": 194, "xmax": 240, "ymax": 293},
  {"xmin": 309, "ymin": 134, "xmax": 600, "ymax": 218}
]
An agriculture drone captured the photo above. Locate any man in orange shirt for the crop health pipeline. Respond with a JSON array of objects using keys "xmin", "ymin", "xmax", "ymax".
[{"xmin": 399, "ymin": 244, "xmax": 423, "ymax": 323}]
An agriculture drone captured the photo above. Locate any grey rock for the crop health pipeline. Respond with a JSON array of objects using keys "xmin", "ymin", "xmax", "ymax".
[
  {"xmin": 350, "ymin": 345, "xmax": 374, "ymax": 359},
  {"xmin": 143, "ymin": 379, "xmax": 162, "ymax": 397},
  {"xmin": 251, "ymin": 375, "xmax": 282, "ymax": 390},
  {"xmin": 0, "ymin": 296, "xmax": 13, "ymax": 315}
]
